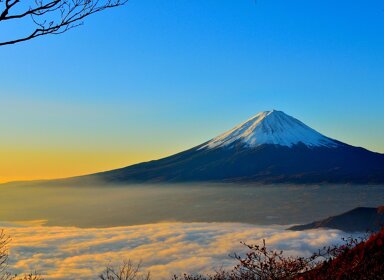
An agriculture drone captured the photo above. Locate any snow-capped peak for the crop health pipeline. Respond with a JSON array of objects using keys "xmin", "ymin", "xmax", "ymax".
[{"xmin": 200, "ymin": 110, "xmax": 339, "ymax": 150}]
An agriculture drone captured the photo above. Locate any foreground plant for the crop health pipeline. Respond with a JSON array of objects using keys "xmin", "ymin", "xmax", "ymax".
[
  {"xmin": 0, "ymin": 230, "xmax": 43, "ymax": 280},
  {"xmin": 305, "ymin": 231, "xmax": 384, "ymax": 279},
  {"xmin": 100, "ymin": 260, "xmax": 150, "ymax": 280},
  {"xmin": 0, "ymin": 230, "xmax": 11, "ymax": 280},
  {"xmin": 174, "ymin": 231, "xmax": 381, "ymax": 280},
  {"xmin": 0, "ymin": 0, "xmax": 129, "ymax": 46}
]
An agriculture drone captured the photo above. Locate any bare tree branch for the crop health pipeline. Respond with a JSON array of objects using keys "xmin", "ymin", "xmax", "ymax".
[
  {"xmin": 100, "ymin": 260, "xmax": 151, "ymax": 280},
  {"xmin": 0, "ymin": 230, "xmax": 11, "ymax": 280},
  {"xmin": 0, "ymin": 0, "xmax": 128, "ymax": 46}
]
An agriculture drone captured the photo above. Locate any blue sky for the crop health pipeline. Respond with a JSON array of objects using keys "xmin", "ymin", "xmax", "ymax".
[{"xmin": 1, "ymin": 0, "xmax": 384, "ymax": 181}]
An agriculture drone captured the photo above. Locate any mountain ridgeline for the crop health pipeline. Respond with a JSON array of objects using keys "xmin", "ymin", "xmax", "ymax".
[
  {"xmin": 288, "ymin": 206, "xmax": 384, "ymax": 232},
  {"xmin": 87, "ymin": 110, "xmax": 384, "ymax": 184}
]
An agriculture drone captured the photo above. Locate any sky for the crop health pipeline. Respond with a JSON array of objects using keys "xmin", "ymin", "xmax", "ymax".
[{"xmin": 1, "ymin": 0, "xmax": 384, "ymax": 183}]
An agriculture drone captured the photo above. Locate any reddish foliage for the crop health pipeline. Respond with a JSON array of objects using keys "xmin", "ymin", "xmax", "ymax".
[
  {"xmin": 176, "ymin": 229, "xmax": 384, "ymax": 280},
  {"xmin": 302, "ymin": 228, "xmax": 384, "ymax": 280}
]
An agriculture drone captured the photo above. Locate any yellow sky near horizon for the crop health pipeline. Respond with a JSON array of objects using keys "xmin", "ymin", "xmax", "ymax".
[{"xmin": 0, "ymin": 148, "xmax": 172, "ymax": 184}]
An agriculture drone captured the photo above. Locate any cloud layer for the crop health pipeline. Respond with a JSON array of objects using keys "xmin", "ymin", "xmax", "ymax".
[{"xmin": 2, "ymin": 223, "xmax": 348, "ymax": 280}]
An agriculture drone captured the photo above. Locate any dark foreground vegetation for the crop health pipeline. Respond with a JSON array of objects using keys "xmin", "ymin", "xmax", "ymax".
[
  {"xmin": 0, "ymin": 230, "xmax": 41, "ymax": 280},
  {"xmin": 172, "ymin": 229, "xmax": 384, "ymax": 280},
  {"xmin": 1, "ymin": 229, "xmax": 384, "ymax": 280}
]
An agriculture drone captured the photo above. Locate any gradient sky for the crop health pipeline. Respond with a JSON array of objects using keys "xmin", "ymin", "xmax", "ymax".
[{"xmin": 1, "ymin": 0, "xmax": 384, "ymax": 183}]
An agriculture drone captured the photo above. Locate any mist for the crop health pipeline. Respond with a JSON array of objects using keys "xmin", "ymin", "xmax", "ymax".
[{"xmin": 1, "ymin": 182, "xmax": 383, "ymax": 227}]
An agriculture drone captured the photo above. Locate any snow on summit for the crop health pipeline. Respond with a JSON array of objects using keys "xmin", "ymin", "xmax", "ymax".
[{"xmin": 200, "ymin": 110, "xmax": 339, "ymax": 149}]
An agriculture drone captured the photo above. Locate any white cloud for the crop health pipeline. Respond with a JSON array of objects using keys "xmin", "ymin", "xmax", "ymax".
[{"xmin": 2, "ymin": 222, "xmax": 349, "ymax": 280}]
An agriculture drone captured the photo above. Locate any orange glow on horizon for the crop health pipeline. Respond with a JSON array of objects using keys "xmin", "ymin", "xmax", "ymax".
[{"xmin": 0, "ymin": 149, "xmax": 170, "ymax": 184}]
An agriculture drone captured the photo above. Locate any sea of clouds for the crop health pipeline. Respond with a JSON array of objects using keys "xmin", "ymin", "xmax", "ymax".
[{"xmin": 1, "ymin": 222, "xmax": 349, "ymax": 280}]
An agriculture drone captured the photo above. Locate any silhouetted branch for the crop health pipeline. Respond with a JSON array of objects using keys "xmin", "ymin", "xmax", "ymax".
[
  {"xmin": 0, "ymin": 0, "xmax": 128, "ymax": 46},
  {"xmin": 0, "ymin": 230, "xmax": 11, "ymax": 280},
  {"xmin": 100, "ymin": 260, "xmax": 151, "ymax": 280}
]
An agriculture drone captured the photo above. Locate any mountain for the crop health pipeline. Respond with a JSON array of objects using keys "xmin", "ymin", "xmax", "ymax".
[
  {"xmin": 288, "ymin": 206, "xmax": 384, "ymax": 232},
  {"xmin": 199, "ymin": 110, "xmax": 338, "ymax": 149},
  {"xmin": 86, "ymin": 110, "xmax": 384, "ymax": 184}
]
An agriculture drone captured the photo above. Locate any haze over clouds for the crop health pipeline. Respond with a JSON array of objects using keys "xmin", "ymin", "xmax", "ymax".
[{"xmin": 2, "ymin": 222, "xmax": 350, "ymax": 280}]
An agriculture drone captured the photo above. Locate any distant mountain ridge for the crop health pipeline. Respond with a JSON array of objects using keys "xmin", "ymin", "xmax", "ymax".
[
  {"xmin": 288, "ymin": 206, "xmax": 384, "ymax": 232},
  {"xmin": 86, "ymin": 110, "xmax": 384, "ymax": 184}
]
